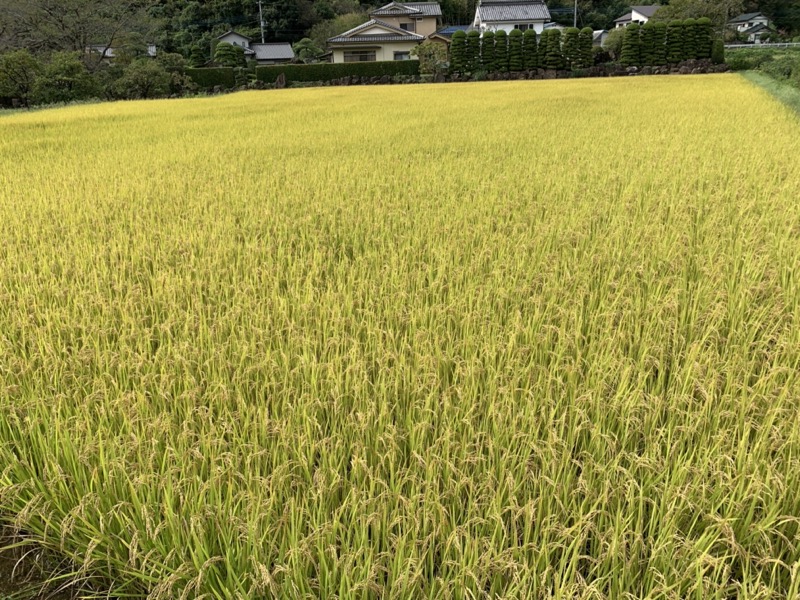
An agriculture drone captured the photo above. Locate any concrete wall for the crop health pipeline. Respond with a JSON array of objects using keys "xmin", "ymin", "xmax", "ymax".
[{"xmin": 478, "ymin": 21, "xmax": 546, "ymax": 34}]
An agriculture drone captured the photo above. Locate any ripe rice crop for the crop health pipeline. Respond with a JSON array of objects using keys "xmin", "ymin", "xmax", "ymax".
[{"xmin": 1, "ymin": 75, "xmax": 800, "ymax": 599}]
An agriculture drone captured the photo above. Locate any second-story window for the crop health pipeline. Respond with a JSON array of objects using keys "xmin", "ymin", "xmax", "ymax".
[{"xmin": 400, "ymin": 22, "xmax": 416, "ymax": 32}]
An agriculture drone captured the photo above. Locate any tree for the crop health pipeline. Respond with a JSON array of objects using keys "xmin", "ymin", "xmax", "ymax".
[
  {"xmin": 481, "ymin": 31, "xmax": 496, "ymax": 72},
  {"xmin": 653, "ymin": 22, "xmax": 668, "ymax": 66},
  {"xmin": 542, "ymin": 29, "xmax": 564, "ymax": 70},
  {"xmin": 32, "ymin": 51, "xmax": 99, "ymax": 104},
  {"xmin": 465, "ymin": 30, "xmax": 481, "ymax": 72},
  {"xmin": 578, "ymin": 27, "xmax": 594, "ymax": 69},
  {"xmin": 711, "ymin": 38, "xmax": 725, "ymax": 65},
  {"xmin": 214, "ymin": 42, "xmax": 245, "ymax": 67},
  {"xmin": 640, "ymin": 22, "xmax": 656, "ymax": 66},
  {"xmin": 696, "ymin": 17, "xmax": 713, "ymax": 59},
  {"xmin": 562, "ymin": 27, "xmax": 580, "ymax": 70},
  {"xmin": 620, "ymin": 23, "xmax": 641, "ymax": 67},
  {"xmin": 523, "ymin": 28, "xmax": 539, "ymax": 70},
  {"xmin": 603, "ymin": 27, "xmax": 625, "ymax": 60},
  {"xmin": 293, "ymin": 38, "xmax": 325, "ymax": 63},
  {"xmin": 0, "ymin": 49, "xmax": 41, "ymax": 105},
  {"xmin": 411, "ymin": 41, "xmax": 447, "ymax": 76},
  {"xmin": 111, "ymin": 58, "xmax": 170, "ymax": 99},
  {"xmin": 651, "ymin": 0, "xmax": 745, "ymax": 30},
  {"xmin": 683, "ymin": 19, "xmax": 697, "ymax": 61},
  {"xmin": 508, "ymin": 29, "xmax": 523, "ymax": 71},
  {"xmin": 190, "ymin": 45, "xmax": 206, "ymax": 68},
  {"xmin": 0, "ymin": 0, "xmax": 157, "ymax": 62},
  {"xmin": 449, "ymin": 30, "xmax": 466, "ymax": 73},
  {"xmin": 666, "ymin": 20, "xmax": 685, "ymax": 64},
  {"xmin": 494, "ymin": 30, "xmax": 509, "ymax": 72}
]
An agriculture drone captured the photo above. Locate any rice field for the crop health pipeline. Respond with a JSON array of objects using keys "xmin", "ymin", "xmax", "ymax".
[{"xmin": 1, "ymin": 75, "xmax": 800, "ymax": 599}]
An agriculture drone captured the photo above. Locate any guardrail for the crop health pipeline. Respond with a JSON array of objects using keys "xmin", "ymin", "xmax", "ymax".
[{"xmin": 725, "ymin": 43, "xmax": 800, "ymax": 49}]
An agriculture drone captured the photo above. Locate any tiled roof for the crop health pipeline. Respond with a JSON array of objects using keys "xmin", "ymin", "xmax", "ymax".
[
  {"xmin": 477, "ymin": 2, "xmax": 550, "ymax": 23},
  {"xmin": 433, "ymin": 25, "xmax": 470, "ymax": 37},
  {"xmin": 614, "ymin": 12, "xmax": 632, "ymax": 22},
  {"xmin": 370, "ymin": 2, "xmax": 442, "ymax": 17},
  {"xmin": 742, "ymin": 23, "xmax": 770, "ymax": 35},
  {"xmin": 630, "ymin": 5, "xmax": 660, "ymax": 18},
  {"xmin": 328, "ymin": 19, "xmax": 425, "ymax": 43},
  {"xmin": 251, "ymin": 43, "xmax": 294, "ymax": 60},
  {"xmin": 729, "ymin": 12, "xmax": 765, "ymax": 24},
  {"xmin": 217, "ymin": 30, "xmax": 252, "ymax": 41}
]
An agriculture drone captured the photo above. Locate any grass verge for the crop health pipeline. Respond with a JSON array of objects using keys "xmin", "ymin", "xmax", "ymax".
[{"xmin": 741, "ymin": 70, "xmax": 800, "ymax": 115}]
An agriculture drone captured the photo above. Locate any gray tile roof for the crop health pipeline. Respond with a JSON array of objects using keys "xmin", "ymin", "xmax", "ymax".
[
  {"xmin": 742, "ymin": 23, "xmax": 771, "ymax": 35},
  {"xmin": 630, "ymin": 5, "xmax": 660, "ymax": 18},
  {"xmin": 729, "ymin": 12, "xmax": 766, "ymax": 24},
  {"xmin": 328, "ymin": 19, "xmax": 425, "ymax": 43},
  {"xmin": 614, "ymin": 12, "xmax": 632, "ymax": 22},
  {"xmin": 251, "ymin": 43, "xmax": 294, "ymax": 60},
  {"xmin": 477, "ymin": 1, "xmax": 550, "ymax": 23},
  {"xmin": 371, "ymin": 2, "xmax": 442, "ymax": 17}
]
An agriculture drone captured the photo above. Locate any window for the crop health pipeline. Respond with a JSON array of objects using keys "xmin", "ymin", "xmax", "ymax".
[
  {"xmin": 399, "ymin": 22, "xmax": 416, "ymax": 32},
  {"xmin": 394, "ymin": 51, "xmax": 411, "ymax": 60},
  {"xmin": 514, "ymin": 24, "xmax": 534, "ymax": 31},
  {"xmin": 343, "ymin": 50, "xmax": 377, "ymax": 62}
]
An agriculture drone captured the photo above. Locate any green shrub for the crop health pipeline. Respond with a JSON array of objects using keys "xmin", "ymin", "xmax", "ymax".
[
  {"xmin": 481, "ymin": 31, "xmax": 496, "ymax": 72},
  {"xmin": 620, "ymin": 23, "xmax": 641, "ymax": 68},
  {"xmin": 523, "ymin": 29, "xmax": 539, "ymax": 70},
  {"xmin": 542, "ymin": 29, "xmax": 564, "ymax": 70},
  {"xmin": 32, "ymin": 52, "xmax": 100, "ymax": 105},
  {"xmin": 578, "ymin": 28, "xmax": 594, "ymax": 69},
  {"xmin": 450, "ymin": 30, "xmax": 466, "ymax": 73},
  {"xmin": 640, "ymin": 22, "xmax": 656, "ymax": 66},
  {"xmin": 190, "ymin": 45, "xmax": 207, "ymax": 68},
  {"xmin": 509, "ymin": 29, "xmax": 524, "ymax": 72},
  {"xmin": 214, "ymin": 42, "xmax": 246, "ymax": 68},
  {"xmin": 186, "ymin": 67, "xmax": 236, "ymax": 89},
  {"xmin": 761, "ymin": 56, "xmax": 799, "ymax": 80},
  {"xmin": 562, "ymin": 28, "xmax": 580, "ymax": 70},
  {"xmin": 465, "ymin": 30, "xmax": 481, "ymax": 72},
  {"xmin": 712, "ymin": 39, "xmax": 725, "ymax": 65},
  {"xmin": 696, "ymin": 18, "xmax": 713, "ymax": 60},
  {"xmin": 683, "ymin": 19, "xmax": 697, "ymax": 61},
  {"xmin": 111, "ymin": 59, "xmax": 171, "ymax": 99},
  {"xmin": 256, "ymin": 61, "xmax": 419, "ymax": 83},
  {"xmin": 494, "ymin": 30, "xmax": 509, "ymax": 72},
  {"xmin": 653, "ymin": 22, "xmax": 668, "ymax": 66},
  {"xmin": 666, "ymin": 21, "xmax": 684, "ymax": 64}
]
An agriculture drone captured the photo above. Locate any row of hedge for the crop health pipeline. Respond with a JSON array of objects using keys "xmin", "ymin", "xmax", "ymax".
[
  {"xmin": 449, "ymin": 28, "xmax": 594, "ymax": 74},
  {"xmin": 619, "ymin": 19, "xmax": 720, "ymax": 67},
  {"xmin": 186, "ymin": 67, "xmax": 237, "ymax": 89},
  {"xmin": 256, "ymin": 60, "xmax": 419, "ymax": 83}
]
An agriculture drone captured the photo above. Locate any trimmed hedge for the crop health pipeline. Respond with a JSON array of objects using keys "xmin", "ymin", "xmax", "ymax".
[
  {"xmin": 255, "ymin": 60, "xmax": 420, "ymax": 84},
  {"xmin": 186, "ymin": 68, "xmax": 236, "ymax": 89}
]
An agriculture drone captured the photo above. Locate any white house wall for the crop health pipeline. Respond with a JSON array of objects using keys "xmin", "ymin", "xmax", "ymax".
[
  {"xmin": 477, "ymin": 21, "xmax": 546, "ymax": 34},
  {"xmin": 331, "ymin": 41, "xmax": 419, "ymax": 63}
]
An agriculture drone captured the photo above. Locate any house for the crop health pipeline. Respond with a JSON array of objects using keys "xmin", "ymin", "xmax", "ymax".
[
  {"xmin": 428, "ymin": 25, "xmax": 471, "ymax": 46},
  {"xmin": 87, "ymin": 44, "xmax": 157, "ymax": 60},
  {"xmin": 327, "ymin": 2, "xmax": 442, "ymax": 63},
  {"xmin": 592, "ymin": 30, "xmax": 608, "ymax": 47},
  {"xmin": 728, "ymin": 12, "xmax": 773, "ymax": 43},
  {"xmin": 473, "ymin": 0, "xmax": 551, "ymax": 34},
  {"xmin": 614, "ymin": 5, "xmax": 661, "ymax": 28},
  {"xmin": 215, "ymin": 31, "xmax": 295, "ymax": 65}
]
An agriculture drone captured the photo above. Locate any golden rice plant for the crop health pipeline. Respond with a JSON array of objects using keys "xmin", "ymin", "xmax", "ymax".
[{"xmin": 1, "ymin": 75, "xmax": 800, "ymax": 599}]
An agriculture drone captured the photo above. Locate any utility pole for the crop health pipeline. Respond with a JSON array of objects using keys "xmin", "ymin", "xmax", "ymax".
[
  {"xmin": 258, "ymin": 0, "xmax": 266, "ymax": 43},
  {"xmin": 573, "ymin": 0, "xmax": 578, "ymax": 28}
]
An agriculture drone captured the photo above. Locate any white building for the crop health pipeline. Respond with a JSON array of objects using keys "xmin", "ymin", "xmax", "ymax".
[
  {"xmin": 215, "ymin": 31, "xmax": 295, "ymax": 65},
  {"xmin": 728, "ymin": 12, "xmax": 773, "ymax": 43},
  {"xmin": 614, "ymin": 5, "xmax": 660, "ymax": 28},
  {"xmin": 473, "ymin": 0, "xmax": 551, "ymax": 34}
]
